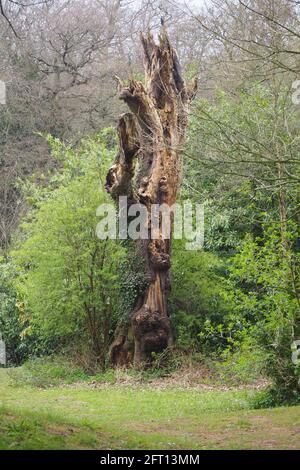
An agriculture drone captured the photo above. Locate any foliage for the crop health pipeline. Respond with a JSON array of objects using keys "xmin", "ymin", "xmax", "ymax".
[
  {"xmin": 228, "ymin": 225, "xmax": 300, "ymax": 403},
  {"xmin": 11, "ymin": 131, "xmax": 125, "ymax": 367},
  {"xmin": 8, "ymin": 356, "xmax": 89, "ymax": 389},
  {"xmin": 182, "ymin": 86, "xmax": 300, "ymax": 403},
  {"xmin": 0, "ymin": 260, "xmax": 33, "ymax": 365},
  {"xmin": 170, "ymin": 239, "xmax": 237, "ymax": 354},
  {"xmin": 215, "ymin": 337, "xmax": 266, "ymax": 385},
  {"xmin": 186, "ymin": 86, "xmax": 299, "ymax": 253}
]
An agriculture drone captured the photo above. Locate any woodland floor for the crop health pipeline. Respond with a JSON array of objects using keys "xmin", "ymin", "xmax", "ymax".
[{"xmin": 0, "ymin": 368, "xmax": 299, "ymax": 450}]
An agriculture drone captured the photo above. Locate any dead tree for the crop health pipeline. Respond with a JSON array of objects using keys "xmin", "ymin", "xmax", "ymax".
[{"xmin": 106, "ymin": 26, "xmax": 197, "ymax": 368}]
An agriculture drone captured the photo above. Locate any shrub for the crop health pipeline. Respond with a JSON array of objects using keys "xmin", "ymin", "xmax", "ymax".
[
  {"xmin": 229, "ymin": 226, "xmax": 300, "ymax": 403},
  {"xmin": 170, "ymin": 240, "xmax": 236, "ymax": 354},
  {"xmin": 0, "ymin": 261, "xmax": 33, "ymax": 365},
  {"xmin": 12, "ymin": 131, "xmax": 125, "ymax": 368}
]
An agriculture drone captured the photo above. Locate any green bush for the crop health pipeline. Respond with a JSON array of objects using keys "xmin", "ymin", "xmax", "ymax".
[
  {"xmin": 229, "ymin": 226, "xmax": 300, "ymax": 403},
  {"xmin": 215, "ymin": 338, "xmax": 266, "ymax": 385},
  {"xmin": 170, "ymin": 239, "xmax": 237, "ymax": 354},
  {"xmin": 250, "ymin": 385, "xmax": 300, "ymax": 409},
  {"xmin": 12, "ymin": 131, "xmax": 125, "ymax": 368}
]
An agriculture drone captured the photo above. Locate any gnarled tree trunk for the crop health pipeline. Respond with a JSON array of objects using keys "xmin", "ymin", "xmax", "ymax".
[{"xmin": 106, "ymin": 27, "xmax": 197, "ymax": 368}]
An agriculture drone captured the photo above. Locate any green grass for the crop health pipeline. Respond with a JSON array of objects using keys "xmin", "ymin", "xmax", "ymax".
[
  {"xmin": 0, "ymin": 368, "xmax": 299, "ymax": 450},
  {"xmin": 6, "ymin": 356, "xmax": 90, "ymax": 388}
]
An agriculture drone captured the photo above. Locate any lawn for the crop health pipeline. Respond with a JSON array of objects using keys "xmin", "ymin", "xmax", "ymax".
[{"xmin": 0, "ymin": 369, "xmax": 299, "ymax": 450}]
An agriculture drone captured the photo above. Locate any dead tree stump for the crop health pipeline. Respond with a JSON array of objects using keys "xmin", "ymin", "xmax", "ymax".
[{"xmin": 106, "ymin": 27, "xmax": 197, "ymax": 368}]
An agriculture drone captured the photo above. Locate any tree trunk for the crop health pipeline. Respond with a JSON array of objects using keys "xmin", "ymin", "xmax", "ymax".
[{"xmin": 105, "ymin": 27, "xmax": 197, "ymax": 368}]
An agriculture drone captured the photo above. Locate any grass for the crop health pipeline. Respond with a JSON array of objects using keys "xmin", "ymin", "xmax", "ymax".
[{"xmin": 0, "ymin": 368, "xmax": 299, "ymax": 450}]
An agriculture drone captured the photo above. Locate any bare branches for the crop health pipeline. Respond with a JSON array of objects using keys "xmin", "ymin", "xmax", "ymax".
[
  {"xmin": 0, "ymin": 0, "xmax": 20, "ymax": 37},
  {"xmin": 176, "ymin": 0, "xmax": 300, "ymax": 78},
  {"xmin": 239, "ymin": 0, "xmax": 300, "ymax": 41},
  {"xmin": 0, "ymin": 0, "xmax": 51, "ymax": 38}
]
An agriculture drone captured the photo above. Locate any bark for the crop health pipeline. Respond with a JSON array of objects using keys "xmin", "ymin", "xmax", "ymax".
[{"xmin": 106, "ymin": 27, "xmax": 197, "ymax": 368}]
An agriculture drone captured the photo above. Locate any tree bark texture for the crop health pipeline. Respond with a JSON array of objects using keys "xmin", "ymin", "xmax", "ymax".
[{"xmin": 105, "ymin": 27, "xmax": 197, "ymax": 367}]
